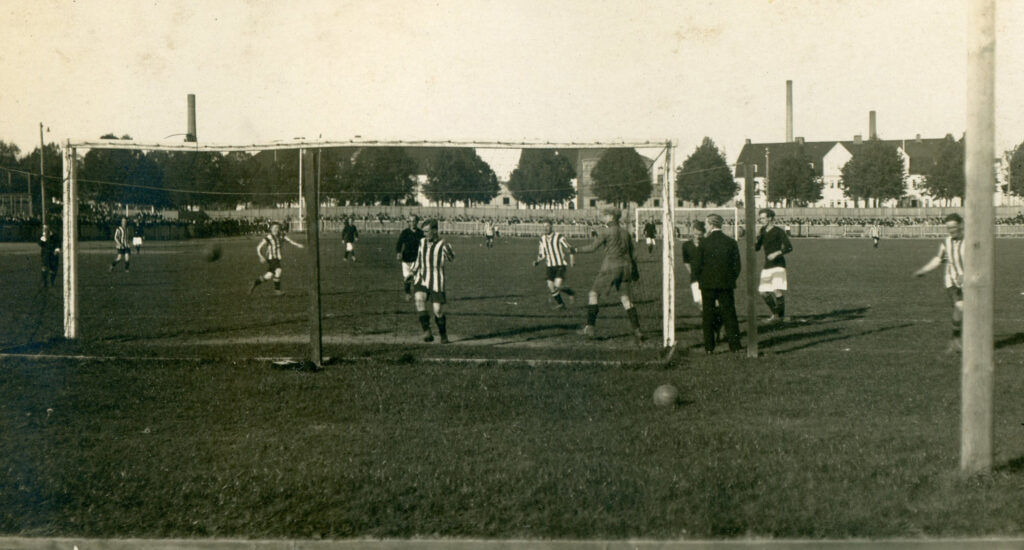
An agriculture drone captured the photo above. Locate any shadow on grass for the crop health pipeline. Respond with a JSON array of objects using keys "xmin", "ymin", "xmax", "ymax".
[
  {"xmin": 995, "ymin": 332, "xmax": 1024, "ymax": 350},
  {"xmin": 455, "ymin": 293, "xmax": 527, "ymax": 302},
  {"xmin": 768, "ymin": 323, "xmax": 914, "ymax": 354},
  {"xmin": 996, "ymin": 456, "xmax": 1024, "ymax": 474},
  {"xmin": 459, "ymin": 322, "xmax": 582, "ymax": 342}
]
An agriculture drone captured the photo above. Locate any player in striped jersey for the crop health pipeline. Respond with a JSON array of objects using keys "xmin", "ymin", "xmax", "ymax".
[
  {"xmin": 533, "ymin": 221, "xmax": 576, "ymax": 309},
  {"xmin": 411, "ymin": 219, "xmax": 455, "ymax": 343},
  {"xmin": 914, "ymin": 213, "xmax": 965, "ymax": 353},
  {"xmin": 249, "ymin": 222, "xmax": 304, "ymax": 296},
  {"xmin": 109, "ymin": 217, "xmax": 131, "ymax": 272}
]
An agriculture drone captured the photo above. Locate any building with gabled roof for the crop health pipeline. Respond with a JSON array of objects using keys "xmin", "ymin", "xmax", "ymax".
[{"xmin": 733, "ymin": 134, "xmax": 961, "ymax": 208}]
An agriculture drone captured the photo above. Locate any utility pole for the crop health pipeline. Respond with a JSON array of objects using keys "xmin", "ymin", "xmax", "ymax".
[{"xmin": 40, "ymin": 123, "xmax": 47, "ymax": 225}]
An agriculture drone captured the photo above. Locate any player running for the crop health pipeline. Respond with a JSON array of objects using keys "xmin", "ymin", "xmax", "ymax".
[
  {"xmin": 109, "ymin": 217, "xmax": 131, "ymax": 272},
  {"xmin": 869, "ymin": 224, "xmax": 881, "ymax": 248},
  {"xmin": 341, "ymin": 218, "xmax": 359, "ymax": 261},
  {"xmin": 249, "ymin": 221, "xmax": 305, "ymax": 296},
  {"xmin": 755, "ymin": 208, "xmax": 794, "ymax": 324},
  {"xmin": 533, "ymin": 221, "xmax": 576, "ymax": 310},
  {"xmin": 643, "ymin": 220, "xmax": 657, "ymax": 254},
  {"xmin": 411, "ymin": 219, "xmax": 455, "ymax": 343},
  {"xmin": 396, "ymin": 215, "xmax": 425, "ymax": 301},
  {"xmin": 913, "ymin": 213, "xmax": 965, "ymax": 354},
  {"xmin": 576, "ymin": 206, "xmax": 643, "ymax": 345}
]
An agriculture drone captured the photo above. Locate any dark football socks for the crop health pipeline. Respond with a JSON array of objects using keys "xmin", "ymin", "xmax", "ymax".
[{"xmin": 626, "ymin": 307, "xmax": 640, "ymax": 331}]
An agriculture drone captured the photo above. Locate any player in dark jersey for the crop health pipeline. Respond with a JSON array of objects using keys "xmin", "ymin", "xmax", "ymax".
[
  {"xmin": 755, "ymin": 209, "xmax": 794, "ymax": 324},
  {"xmin": 576, "ymin": 206, "xmax": 642, "ymax": 345},
  {"xmin": 38, "ymin": 225, "xmax": 60, "ymax": 287},
  {"xmin": 109, "ymin": 217, "xmax": 131, "ymax": 272},
  {"xmin": 533, "ymin": 221, "xmax": 576, "ymax": 309},
  {"xmin": 411, "ymin": 219, "xmax": 455, "ymax": 343},
  {"xmin": 341, "ymin": 218, "xmax": 359, "ymax": 261},
  {"xmin": 395, "ymin": 215, "xmax": 424, "ymax": 301},
  {"xmin": 643, "ymin": 221, "xmax": 657, "ymax": 254},
  {"xmin": 132, "ymin": 222, "xmax": 144, "ymax": 254},
  {"xmin": 249, "ymin": 221, "xmax": 304, "ymax": 296}
]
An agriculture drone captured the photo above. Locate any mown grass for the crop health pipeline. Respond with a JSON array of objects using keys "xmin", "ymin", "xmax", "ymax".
[{"xmin": 3, "ymin": 234, "xmax": 1024, "ymax": 538}]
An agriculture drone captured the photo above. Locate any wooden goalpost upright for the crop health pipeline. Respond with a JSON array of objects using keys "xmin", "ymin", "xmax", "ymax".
[{"xmin": 961, "ymin": 0, "xmax": 996, "ymax": 475}]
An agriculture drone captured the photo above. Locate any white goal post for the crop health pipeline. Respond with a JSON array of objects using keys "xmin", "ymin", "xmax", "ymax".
[{"xmin": 60, "ymin": 137, "xmax": 679, "ymax": 356}]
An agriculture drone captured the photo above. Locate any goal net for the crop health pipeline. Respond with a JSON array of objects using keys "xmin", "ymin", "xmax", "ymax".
[
  {"xmin": 54, "ymin": 138, "xmax": 684, "ymax": 363},
  {"xmin": 635, "ymin": 206, "xmax": 740, "ymax": 241}
]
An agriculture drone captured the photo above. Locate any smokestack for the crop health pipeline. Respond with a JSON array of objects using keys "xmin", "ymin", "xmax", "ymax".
[
  {"xmin": 186, "ymin": 94, "xmax": 197, "ymax": 142},
  {"xmin": 869, "ymin": 110, "xmax": 877, "ymax": 140},
  {"xmin": 786, "ymin": 80, "xmax": 793, "ymax": 142}
]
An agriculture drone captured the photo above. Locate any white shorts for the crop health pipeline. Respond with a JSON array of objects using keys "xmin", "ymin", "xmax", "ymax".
[
  {"xmin": 132, "ymin": 236, "xmax": 143, "ymax": 246},
  {"xmin": 402, "ymin": 261, "xmax": 416, "ymax": 279},
  {"xmin": 345, "ymin": 242, "xmax": 355, "ymax": 252},
  {"xmin": 690, "ymin": 281, "xmax": 702, "ymax": 305},
  {"xmin": 646, "ymin": 237, "xmax": 656, "ymax": 245},
  {"xmin": 758, "ymin": 267, "xmax": 788, "ymax": 293}
]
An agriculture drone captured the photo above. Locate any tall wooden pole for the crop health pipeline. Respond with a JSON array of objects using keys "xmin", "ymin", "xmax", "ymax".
[
  {"xmin": 744, "ymin": 164, "xmax": 758, "ymax": 358},
  {"xmin": 304, "ymin": 148, "xmax": 323, "ymax": 367},
  {"xmin": 40, "ymin": 123, "xmax": 46, "ymax": 224},
  {"xmin": 961, "ymin": 0, "xmax": 996, "ymax": 474}
]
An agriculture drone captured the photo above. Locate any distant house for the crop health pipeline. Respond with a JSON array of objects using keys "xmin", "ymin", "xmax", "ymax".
[{"xmin": 733, "ymin": 135, "xmax": 971, "ymax": 208}]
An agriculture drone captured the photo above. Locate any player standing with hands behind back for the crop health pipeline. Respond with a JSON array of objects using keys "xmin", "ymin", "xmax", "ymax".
[
  {"xmin": 412, "ymin": 219, "xmax": 455, "ymax": 343},
  {"xmin": 755, "ymin": 209, "xmax": 793, "ymax": 324},
  {"xmin": 109, "ymin": 217, "xmax": 131, "ymax": 272}
]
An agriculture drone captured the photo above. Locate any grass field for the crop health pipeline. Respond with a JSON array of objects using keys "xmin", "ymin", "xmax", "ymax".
[{"xmin": 3, "ymin": 233, "xmax": 1024, "ymax": 539}]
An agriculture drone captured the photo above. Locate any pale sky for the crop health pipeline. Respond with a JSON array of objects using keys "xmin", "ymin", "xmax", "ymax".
[{"xmin": 2, "ymin": 0, "xmax": 1023, "ymax": 176}]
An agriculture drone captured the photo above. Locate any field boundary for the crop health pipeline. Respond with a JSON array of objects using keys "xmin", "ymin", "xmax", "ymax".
[{"xmin": 4, "ymin": 536, "xmax": 1024, "ymax": 550}]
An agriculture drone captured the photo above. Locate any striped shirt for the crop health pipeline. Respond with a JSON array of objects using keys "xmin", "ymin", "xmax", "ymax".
[
  {"xmin": 538, "ymin": 233, "xmax": 572, "ymax": 267},
  {"xmin": 263, "ymin": 233, "xmax": 284, "ymax": 260},
  {"xmin": 940, "ymin": 236, "xmax": 965, "ymax": 288},
  {"xmin": 413, "ymin": 237, "xmax": 455, "ymax": 293},
  {"xmin": 114, "ymin": 226, "xmax": 128, "ymax": 249}
]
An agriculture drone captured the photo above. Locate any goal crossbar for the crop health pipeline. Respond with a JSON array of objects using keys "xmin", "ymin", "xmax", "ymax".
[{"xmin": 65, "ymin": 138, "xmax": 672, "ymax": 153}]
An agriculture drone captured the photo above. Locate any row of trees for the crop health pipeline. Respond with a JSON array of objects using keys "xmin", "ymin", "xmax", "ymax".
[
  {"xmin": 675, "ymin": 135, "xmax": 1024, "ymax": 208},
  {"xmin": 4, "ymin": 134, "xmax": 1023, "ymax": 212}
]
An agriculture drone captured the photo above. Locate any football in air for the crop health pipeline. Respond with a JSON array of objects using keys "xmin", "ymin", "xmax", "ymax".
[
  {"xmin": 652, "ymin": 384, "xmax": 680, "ymax": 407},
  {"xmin": 204, "ymin": 244, "xmax": 222, "ymax": 262}
]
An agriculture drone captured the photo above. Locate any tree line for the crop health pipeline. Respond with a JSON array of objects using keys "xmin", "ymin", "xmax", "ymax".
[
  {"xmin": 2, "ymin": 133, "xmax": 1021, "ymax": 212},
  {"xmin": 676, "ymin": 136, "xmax": 1024, "ymax": 208}
]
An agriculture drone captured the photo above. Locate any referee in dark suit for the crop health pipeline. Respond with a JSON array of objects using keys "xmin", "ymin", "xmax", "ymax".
[{"xmin": 692, "ymin": 214, "xmax": 742, "ymax": 354}]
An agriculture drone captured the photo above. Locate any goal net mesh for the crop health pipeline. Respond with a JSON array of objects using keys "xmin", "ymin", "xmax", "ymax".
[{"xmin": 54, "ymin": 139, "xmax": 685, "ymax": 362}]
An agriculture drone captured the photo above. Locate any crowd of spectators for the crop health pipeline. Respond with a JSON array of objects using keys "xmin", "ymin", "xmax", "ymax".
[
  {"xmin": 7, "ymin": 208, "xmax": 1024, "ymax": 243},
  {"xmin": 0, "ymin": 209, "xmax": 273, "ymax": 242}
]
